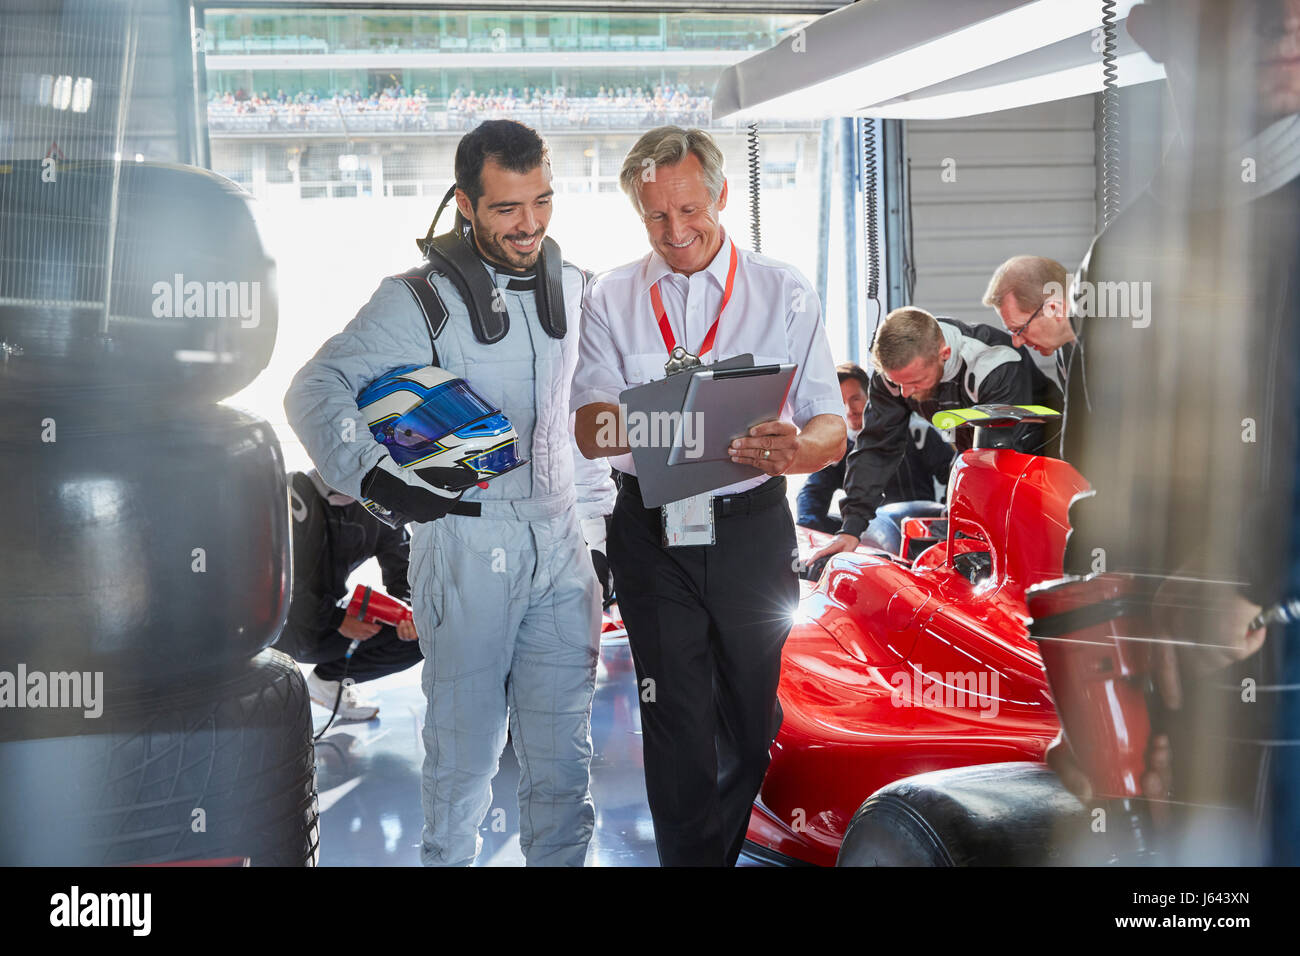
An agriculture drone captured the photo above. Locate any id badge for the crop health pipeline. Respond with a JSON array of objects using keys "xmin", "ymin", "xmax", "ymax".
[{"xmin": 661, "ymin": 491, "xmax": 716, "ymax": 547}]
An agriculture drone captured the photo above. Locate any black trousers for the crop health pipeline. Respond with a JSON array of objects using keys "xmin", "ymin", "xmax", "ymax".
[
  {"xmin": 608, "ymin": 474, "xmax": 799, "ymax": 866},
  {"xmin": 274, "ymin": 623, "xmax": 423, "ymax": 684}
]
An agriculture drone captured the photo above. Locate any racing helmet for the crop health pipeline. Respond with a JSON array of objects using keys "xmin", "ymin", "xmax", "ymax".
[{"xmin": 356, "ymin": 364, "xmax": 527, "ymax": 484}]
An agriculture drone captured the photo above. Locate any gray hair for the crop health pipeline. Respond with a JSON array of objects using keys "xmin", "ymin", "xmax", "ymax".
[
  {"xmin": 982, "ymin": 255, "xmax": 1068, "ymax": 315},
  {"xmin": 619, "ymin": 126, "xmax": 726, "ymax": 217}
]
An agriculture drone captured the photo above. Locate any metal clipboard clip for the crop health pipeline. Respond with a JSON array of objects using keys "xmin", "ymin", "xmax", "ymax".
[{"xmin": 663, "ymin": 345, "xmax": 703, "ymax": 376}]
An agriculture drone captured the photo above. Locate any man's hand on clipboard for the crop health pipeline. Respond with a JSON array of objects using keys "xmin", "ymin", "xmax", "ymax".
[
  {"xmin": 731, "ymin": 413, "xmax": 846, "ymax": 477},
  {"xmin": 728, "ymin": 420, "xmax": 799, "ymax": 475}
]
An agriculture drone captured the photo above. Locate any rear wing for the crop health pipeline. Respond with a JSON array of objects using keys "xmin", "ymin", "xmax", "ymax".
[{"xmin": 931, "ymin": 404, "xmax": 1060, "ymax": 431}]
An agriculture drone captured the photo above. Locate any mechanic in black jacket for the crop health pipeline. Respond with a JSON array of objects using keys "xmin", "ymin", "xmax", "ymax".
[
  {"xmin": 273, "ymin": 469, "xmax": 423, "ymax": 721},
  {"xmin": 796, "ymin": 362, "xmax": 952, "ymax": 542},
  {"xmin": 810, "ymin": 306, "xmax": 1058, "ymax": 563}
]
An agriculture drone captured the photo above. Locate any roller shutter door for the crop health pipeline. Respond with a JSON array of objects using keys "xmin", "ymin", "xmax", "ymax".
[{"xmin": 905, "ymin": 94, "xmax": 1097, "ymax": 329}]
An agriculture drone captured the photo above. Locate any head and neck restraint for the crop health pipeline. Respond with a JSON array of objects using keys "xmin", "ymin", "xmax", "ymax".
[{"xmin": 399, "ymin": 184, "xmax": 568, "ymax": 349}]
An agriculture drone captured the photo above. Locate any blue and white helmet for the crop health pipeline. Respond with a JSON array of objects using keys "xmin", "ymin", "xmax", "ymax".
[{"xmin": 357, "ymin": 364, "xmax": 527, "ymax": 483}]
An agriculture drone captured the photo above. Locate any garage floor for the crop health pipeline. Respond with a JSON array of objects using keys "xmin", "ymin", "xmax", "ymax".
[{"xmin": 306, "ymin": 637, "xmax": 764, "ymax": 866}]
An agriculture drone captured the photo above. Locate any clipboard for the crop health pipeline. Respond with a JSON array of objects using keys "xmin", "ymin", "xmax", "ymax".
[
  {"xmin": 620, "ymin": 353, "xmax": 786, "ymax": 508},
  {"xmin": 666, "ymin": 362, "xmax": 796, "ymax": 465}
]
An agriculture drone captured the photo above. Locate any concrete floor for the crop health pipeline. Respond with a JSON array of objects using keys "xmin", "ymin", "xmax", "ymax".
[
  {"xmin": 307, "ymin": 635, "xmax": 760, "ymax": 866},
  {"xmin": 308, "ymin": 511, "xmax": 813, "ymax": 868}
]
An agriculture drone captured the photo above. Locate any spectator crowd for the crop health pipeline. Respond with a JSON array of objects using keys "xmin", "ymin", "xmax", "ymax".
[{"xmin": 207, "ymin": 82, "xmax": 714, "ymax": 132}]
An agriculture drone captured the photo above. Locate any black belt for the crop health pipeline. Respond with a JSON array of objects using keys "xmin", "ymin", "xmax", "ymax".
[
  {"xmin": 450, "ymin": 501, "xmax": 481, "ymax": 516},
  {"xmin": 616, "ymin": 472, "xmax": 787, "ymax": 518}
]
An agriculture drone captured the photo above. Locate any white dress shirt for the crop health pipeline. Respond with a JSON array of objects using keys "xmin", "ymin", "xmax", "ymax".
[{"xmin": 571, "ymin": 230, "xmax": 843, "ymax": 496}]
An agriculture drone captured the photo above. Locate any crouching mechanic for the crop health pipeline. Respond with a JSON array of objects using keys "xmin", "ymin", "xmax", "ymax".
[
  {"xmin": 285, "ymin": 119, "xmax": 610, "ymax": 867},
  {"xmin": 810, "ymin": 306, "xmax": 1054, "ymax": 563},
  {"xmin": 273, "ymin": 469, "xmax": 422, "ymax": 720}
]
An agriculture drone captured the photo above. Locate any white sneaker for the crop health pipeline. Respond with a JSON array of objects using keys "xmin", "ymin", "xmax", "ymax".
[{"xmin": 307, "ymin": 671, "xmax": 379, "ymax": 721}]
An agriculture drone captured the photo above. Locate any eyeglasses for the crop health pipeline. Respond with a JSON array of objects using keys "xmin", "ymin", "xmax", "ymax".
[{"xmin": 1007, "ymin": 304, "xmax": 1042, "ymax": 339}]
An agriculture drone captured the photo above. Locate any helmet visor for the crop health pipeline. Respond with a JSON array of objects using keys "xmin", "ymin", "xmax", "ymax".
[
  {"xmin": 388, "ymin": 380, "xmax": 497, "ymax": 449},
  {"xmin": 465, "ymin": 440, "xmax": 522, "ymax": 477}
]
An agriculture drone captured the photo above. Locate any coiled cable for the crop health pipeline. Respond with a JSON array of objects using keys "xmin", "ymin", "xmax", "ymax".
[
  {"xmin": 747, "ymin": 122, "xmax": 762, "ymax": 252},
  {"xmin": 862, "ymin": 119, "xmax": 884, "ymax": 349},
  {"xmin": 1100, "ymin": 0, "xmax": 1120, "ymax": 226}
]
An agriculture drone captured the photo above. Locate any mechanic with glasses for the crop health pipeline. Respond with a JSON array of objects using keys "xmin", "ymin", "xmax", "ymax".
[
  {"xmin": 983, "ymin": 255, "xmax": 1077, "ymax": 390},
  {"xmin": 982, "ymin": 255, "xmax": 1078, "ymax": 459},
  {"xmin": 809, "ymin": 305, "xmax": 1059, "ymax": 565}
]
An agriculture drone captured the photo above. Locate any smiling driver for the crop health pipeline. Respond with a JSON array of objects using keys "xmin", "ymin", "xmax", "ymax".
[{"xmin": 287, "ymin": 119, "xmax": 615, "ymax": 868}]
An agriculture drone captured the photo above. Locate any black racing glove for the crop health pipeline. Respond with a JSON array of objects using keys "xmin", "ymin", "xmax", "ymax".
[
  {"xmin": 360, "ymin": 455, "xmax": 478, "ymax": 525},
  {"xmin": 591, "ymin": 548, "xmax": 614, "ymax": 607},
  {"xmin": 580, "ymin": 516, "xmax": 614, "ymax": 607}
]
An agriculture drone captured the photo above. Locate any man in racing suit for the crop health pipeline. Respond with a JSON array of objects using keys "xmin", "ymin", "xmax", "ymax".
[
  {"xmin": 285, "ymin": 120, "xmax": 612, "ymax": 867},
  {"xmin": 811, "ymin": 306, "xmax": 1059, "ymax": 562}
]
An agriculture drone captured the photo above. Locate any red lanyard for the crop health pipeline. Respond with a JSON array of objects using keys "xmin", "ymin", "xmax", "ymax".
[{"xmin": 649, "ymin": 242, "xmax": 738, "ymax": 359}]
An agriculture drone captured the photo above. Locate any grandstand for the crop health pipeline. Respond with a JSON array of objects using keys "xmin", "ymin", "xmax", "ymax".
[
  {"xmin": 203, "ymin": 9, "xmax": 819, "ymax": 203},
  {"xmin": 206, "ymin": 86, "xmax": 717, "ymax": 136}
]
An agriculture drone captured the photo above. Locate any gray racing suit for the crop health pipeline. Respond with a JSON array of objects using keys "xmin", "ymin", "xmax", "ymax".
[{"xmin": 285, "ymin": 249, "xmax": 608, "ymax": 867}]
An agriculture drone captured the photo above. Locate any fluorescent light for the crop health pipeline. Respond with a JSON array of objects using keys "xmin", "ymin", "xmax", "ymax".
[
  {"xmin": 866, "ymin": 27, "xmax": 1165, "ymax": 119},
  {"xmin": 71, "ymin": 77, "xmax": 93, "ymax": 113},
  {"xmin": 714, "ymin": 0, "xmax": 1145, "ymax": 121},
  {"xmin": 866, "ymin": 53, "xmax": 1163, "ymax": 119},
  {"xmin": 52, "ymin": 75, "xmax": 72, "ymax": 111}
]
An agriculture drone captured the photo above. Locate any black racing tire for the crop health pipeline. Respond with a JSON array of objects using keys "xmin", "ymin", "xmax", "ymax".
[
  {"xmin": 835, "ymin": 762, "xmax": 1088, "ymax": 867},
  {"xmin": 0, "ymin": 402, "xmax": 290, "ymax": 683},
  {"xmin": 0, "ymin": 649, "xmax": 319, "ymax": 866},
  {"xmin": 0, "ymin": 160, "xmax": 277, "ymax": 408}
]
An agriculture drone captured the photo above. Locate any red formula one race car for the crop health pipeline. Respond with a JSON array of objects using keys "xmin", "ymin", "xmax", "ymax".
[{"xmin": 745, "ymin": 406, "xmax": 1092, "ymax": 867}]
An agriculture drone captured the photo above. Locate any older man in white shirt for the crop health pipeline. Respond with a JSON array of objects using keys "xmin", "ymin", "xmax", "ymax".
[{"xmin": 571, "ymin": 126, "xmax": 844, "ymax": 866}]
